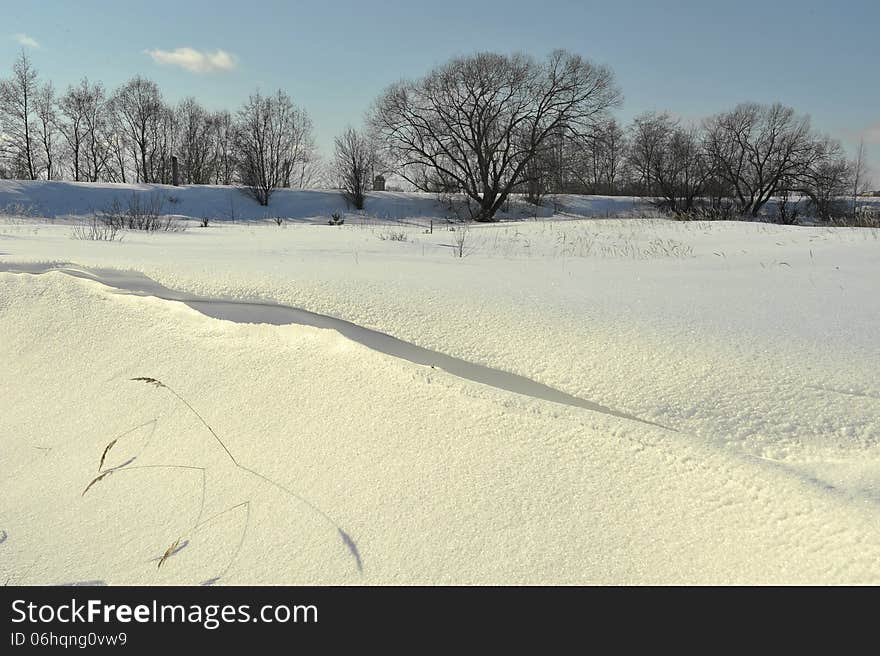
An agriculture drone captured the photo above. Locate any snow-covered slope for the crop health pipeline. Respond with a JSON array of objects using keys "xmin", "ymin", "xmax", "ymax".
[
  {"xmin": 1, "ymin": 190, "xmax": 880, "ymax": 584},
  {"xmin": 0, "ymin": 180, "xmax": 652, "ymax": 223}
]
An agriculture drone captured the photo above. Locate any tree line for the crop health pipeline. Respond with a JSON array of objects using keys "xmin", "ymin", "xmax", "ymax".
[
  {"xmin": 0, "ymin": 52, "xmax": 320, "ymax": 205},
  {"xmin": 366, "ymin": 51, "xmax": 870, "ymax": 222},
  {"xmin": 1, "ymin": 49, "xmax": 871, "ymax": 220}
]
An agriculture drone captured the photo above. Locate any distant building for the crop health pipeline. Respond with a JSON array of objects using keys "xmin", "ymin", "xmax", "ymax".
[{"xmin": 373, "ymin": 174, "xmax": 386, "ymax": 192}]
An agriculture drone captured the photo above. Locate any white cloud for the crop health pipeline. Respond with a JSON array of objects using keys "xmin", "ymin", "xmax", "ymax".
[
  {"xmin": 13, "ymin": 33, "xmax": 39, "ymax": 48},
  {"xmin": 145, "ymin": 47, "xmax": 237, "ymax": 73}
]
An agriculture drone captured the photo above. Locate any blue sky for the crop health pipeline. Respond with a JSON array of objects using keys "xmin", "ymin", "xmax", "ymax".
[{"xmin": 3, "ymin": 0, "xmax": 878, "ymax": 177}]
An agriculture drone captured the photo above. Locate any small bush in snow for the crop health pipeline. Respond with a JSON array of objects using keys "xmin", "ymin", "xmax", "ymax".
[
  {"xmin": 0, "ymin": 202, "xmax": 38, "ymax": 222},
  {"xmin": 98, "ymin": 193, "xmax": 183, "ymax": 232},
  {"xmin": 70, "ymin": 216, "xmax": 122, "ymax": 241}
]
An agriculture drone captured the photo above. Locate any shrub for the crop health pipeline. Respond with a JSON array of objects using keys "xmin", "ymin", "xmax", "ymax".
[
  {"xmin": 377, "ymin": 230, "xmax": 406, "ymax": 241},
  {"xmin": 71, "ymin": 216, "xmax": 122, "ymax": 241},
  {"xmin": 98, "ymin": 193, "xmax": 183, "ymax": 232}
]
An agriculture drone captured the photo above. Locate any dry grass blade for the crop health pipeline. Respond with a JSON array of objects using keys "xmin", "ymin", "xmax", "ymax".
[
  {"xmin": 127, "ymin": 376, "xmax": 363, "ymax": 575},
  {"xmin": 191, "ymin": 502, "xmax": 251, "ymax": 585},
  {"xmin": 158, "ymin": 537, "xmax": 182, "ymax": 569},
  {"xmin": 131, "ymin": 376, "xmax": 239, "ymax": 466},
  {"xmin": 94, "ymin": 419, "xmax": 158, "ymax": 473},
  {"xmin": 98, "ymin": 438, "xmax": 118, "ymax": 472},
  {"xmin": 81, "ymin": 470, "xmax": 112, "ymax": 496}
]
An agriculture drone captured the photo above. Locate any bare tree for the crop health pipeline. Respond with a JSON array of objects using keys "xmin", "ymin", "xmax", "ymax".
[
  {"xmin": 280, "ymin": 110, "xmax": 314, "ymax": 189},
  {"xmin": 81, "ymin": 82, "xmax": 114, "ymax": 182},
  {"xmin": 522, "ymin": 142, "xmax": 553, "ymax": 205},
  {"xmin": 519, "ymin": 120, "xmax": 578, "ymax": 204},
  {"xmin": 371, "ymin": 50, "xmax": 620, "ymax": 221},
  {"xmin": 209, "ymin": 110, "xmax": 235, "ymax": 185},
  {"xmin": 627, "ymin": 113, "xmax": 713, "ymax": 215},
  {"xmin": 627, "ymin": 112, "xmax": 672, "ymax": 195},
  {"xmin": 704, "ymin": 103, "xmax": 816, "ymax": 217},
  {"xmin": 569, "ymin": 118, "xmax": 626, "ymax": 194},
  {"xmin": 112, "ymin": 76, "xmax": 165, "ymax": 183},
  {"xmin": 58, "ymin": 79, "xmax": 93, "ymax": 181},
  {"xmin": 791, "ymin": 136, "xmax": 853, "ymax": 221},
  {"xmin": 334, "ymin": 126, "xmax": 375, "ymax": 209},
  {"xmin": 176, "ymin": 98, "xmax": 214, "ymax": 184},
  {"xmin": 0, "ymin": 51, "xmax": 40, "ymax": 180},
  {"xmin": 34, "ymin": 82, "xmax": 58, "ymax": 179},
  {"xmin": 294, "ymin": 153, "xmax": 328, "ymax": 189},
  {"xmin": 233, "ymin": 90, "xmax": 314, "ymax": 205},
  {"xmin": 851, "ymin": 139, "xmax": 870, "ymax": 218},
  {"xmin": 595, "ymin": 118, "xmax": 626, "ymax": 194},
  {"xmin": 137, "ymin": 102, "xmax": 178, "ymax": 185},
  {"xmin": 106, "ymin": 106, "xmax": 131, "ymax": 184},
  {"xmin": 60, "ymin": 80, "xmax": 117, "ymax": 182}
]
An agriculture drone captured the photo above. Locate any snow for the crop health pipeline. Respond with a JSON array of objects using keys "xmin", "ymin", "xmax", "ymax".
[
  {"xmin": 0, "ymin": 179, "xmax": 653, "ymax": 223},
  {"xmin": 1, "ymin": 181, "xmax": 880, "ymax": 584}
]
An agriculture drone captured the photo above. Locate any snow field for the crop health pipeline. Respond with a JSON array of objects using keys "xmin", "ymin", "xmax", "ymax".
[{"xmin": 1, "ymin": 183, "xmax": 879, "ymax": 583}]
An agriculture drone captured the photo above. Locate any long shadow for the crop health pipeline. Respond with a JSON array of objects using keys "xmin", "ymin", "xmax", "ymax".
[{"xmin": 0, "ymin": 262, "xmax": 673, "ymax": 431}]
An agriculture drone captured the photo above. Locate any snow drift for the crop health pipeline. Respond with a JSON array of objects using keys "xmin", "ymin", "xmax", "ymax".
[{"xmin": 1, "ymin": 180, "xmax": 879, "ymax": 584}]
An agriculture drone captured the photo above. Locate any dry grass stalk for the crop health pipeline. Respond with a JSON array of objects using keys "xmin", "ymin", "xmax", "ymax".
[
  {"xmin": 85, "ymin": 376, "xmax": 364, "ymax": 577},
  {"xmin": 158, "ymin": 537, "xmax": 182, "ymax": 569},
  {"xmin": 81, "ymin": 470, "xmax": 113, "ymax": 496},
  {"xmin": 130, "ymin": 377, "xmax": 239, "ymax": 466},
  {"xmin": 98, "ymin": 439, "xmax": 118, "ymax": 472}
]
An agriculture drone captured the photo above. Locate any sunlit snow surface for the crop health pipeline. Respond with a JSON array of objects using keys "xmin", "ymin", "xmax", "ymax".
[{"xmin": 1, "ymin": 182, "xmax": 879, "ymax": 584}]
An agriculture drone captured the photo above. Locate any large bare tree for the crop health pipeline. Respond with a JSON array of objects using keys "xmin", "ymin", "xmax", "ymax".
[
  {"xmin": 704, "ymin": 103, "xmax": 816, "ymax": 217},
  {"xmin": 112, "ymin": 76, "xmax": 165, "ymax": 183},
  {"xmin": 371, "ymin": 50, "xmax": 620, "ymax": 221},
  {"xmin": 233, "ymin": 90, "xmax": 314, "ymax": 205}
]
